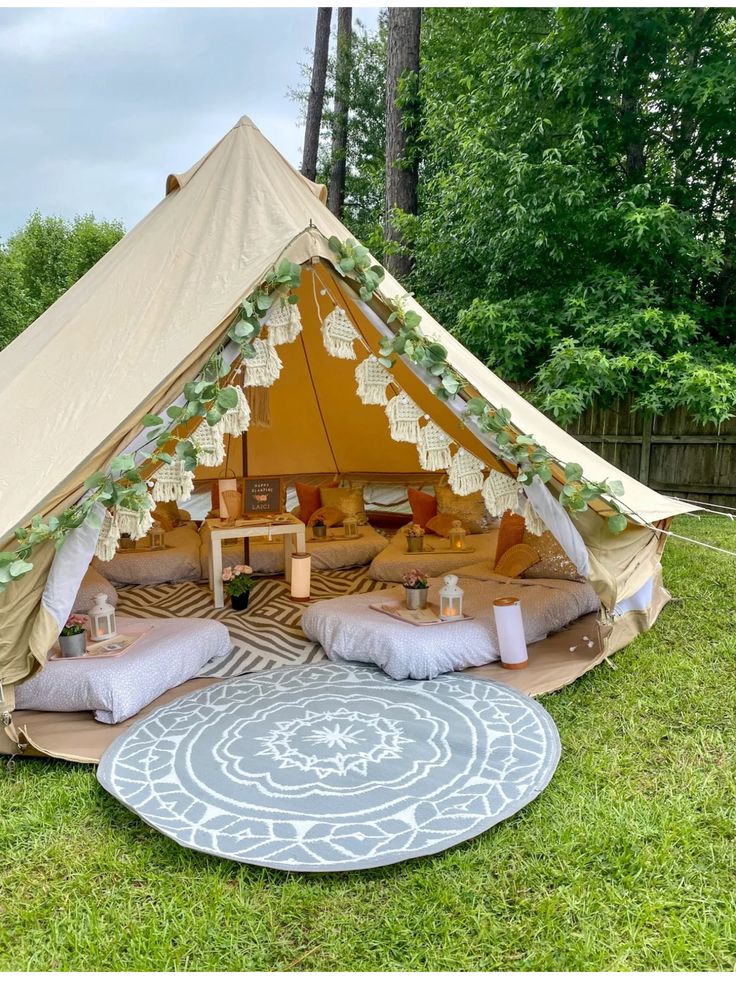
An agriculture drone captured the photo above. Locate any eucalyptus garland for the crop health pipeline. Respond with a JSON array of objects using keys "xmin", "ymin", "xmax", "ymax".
[
  {"xmin": 0, "ymin": 259, "xmax": 302, "ymax": 593},
  {"xmin": 327, "ymin": 237, "xmax": 628, "ymax": 534}
]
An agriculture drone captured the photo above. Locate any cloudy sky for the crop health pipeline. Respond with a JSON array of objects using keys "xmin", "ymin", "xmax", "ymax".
[{"xmin": 0, "ymin": 6, "xmax": 379, "ymax": 240}]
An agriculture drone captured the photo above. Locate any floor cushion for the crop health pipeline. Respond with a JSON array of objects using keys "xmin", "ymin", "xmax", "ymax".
[
  {"xmin": 302, "ymin": 574, "xmax": 600, "ymax": 680},
  {"xmin": 72, "ymin": 566, "xmax": 118, "ymax": 613},
  {"xmin": 368, "ymin": 530, "xmax": 499, "ymax": 582},
  {"xmin": 93, "ymin": 523, "xmax": 203, "ymax": 585},
  {"xmin": 15, "ymin": 616, "xmax": 230, "ymax": 724}
]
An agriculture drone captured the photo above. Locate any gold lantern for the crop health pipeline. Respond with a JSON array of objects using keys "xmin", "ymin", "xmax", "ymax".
[
  {"xmin": 88, "ymin": 592, "xmax": 117, "ymax": 641},
  {"xmin": 439, "ymin": 574, "xmax": 464, "ymax": 621},
  {"xmin": 150, "ymin": 522, "xmax": 165, "ymax": 549},
  {"xmin": 449, "ymin": 520, "xmax": 467, "ymax": 552},
  {"xmin": 343, "ymin": 513, "xmax": 358, "ymax": 538}
]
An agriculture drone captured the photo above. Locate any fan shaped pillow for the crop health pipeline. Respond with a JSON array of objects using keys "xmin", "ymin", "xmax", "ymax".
[
  {"xmin": 522, "ymin": 530, "xmax": 583, "ymax": 581},
  {"xmin": 320, "ymin": 486, "xmax": 366, "ymax": 524},
  {"xmin": 494, "ymin": 510, "xmax": 526, "ymax": 565},
  {"xmin": 308, "ymin": 506, "xmax": 344, "ymax": 528},
  {"xmin": 435, "ymin": 485, "xmax": 490, "ymax": 534},
  {"xmin": 408, "ymin": 487, "xmax": 437, "ymax": 528},
  {"xmin": 494, "ymin": 543, "xmax": 540, "ymax": 578},
  {"xmin": 425, "ymin": 513, "xmax": 466, "ymax": 538}
]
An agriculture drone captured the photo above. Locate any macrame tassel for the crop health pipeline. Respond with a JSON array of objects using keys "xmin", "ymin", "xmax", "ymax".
[
  {"xmin": 321, "ymin": 307, "xmax": 359, "ymax": 359},
  {"xmin": 116, "ymin": 493, "xmax": 156, "ymax": 541},
  {"xmin": 523, "ymin": 498, "xmax": 547, "ymax": 536},
  {"xmin": 241, "ymin": 338, "xmax": 283, "ymax": 388},
  {"xmin": 215, "ymin": 385, "xmax": 251, "ymax": 437},
  {"xmin": 355, "ymin": 355, "xmax": 391, "ymax": 406},
  {"xmin": 267, "ymin": 301, "xmax": 302, "ymax": 346},
  {"xmin": 151, "ymin": 460, "xmax": 194, "ymax": 503},
  {"xmin": 417, "ymin": 421, "xmax": 453, "ymax": 471},
  {"xmin": 447, "ymin": 448, "xmax": 486, "ymax": 496},
  {"xmin": 482, "ymin": 470, "xmax": 519, "ymax": 517},
  {"xmin": 94, "ymin": 509, "xmax": 120, "ymax": 562},
  {"xmin": 245, "ymin": 386, "xmax": 271, "ymax": 428},
  {"xmin": 191, "ymin": 420, "xmax": 225, "ymax": 468},
  {"xmin": 385, "ymin": 393, "xmax": 423, "ymax": 444}
]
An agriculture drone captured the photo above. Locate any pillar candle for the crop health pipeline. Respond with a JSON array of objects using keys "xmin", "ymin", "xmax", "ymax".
[
  {"xmin": 290, "ymin": 552, "xmax": 312, "ymax": 602},
  {"xmin": 493, "ymin": 596, "xmax": 528, "ymax": 669}
]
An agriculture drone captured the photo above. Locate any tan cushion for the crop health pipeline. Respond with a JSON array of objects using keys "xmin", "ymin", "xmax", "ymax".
[
  {"xmin": 435, "ymin": 485, "xmax": 489, "ymax": 534},
  {"xmin": 425, "ymin": 513, "xmax": 466, "ymax": 538},
  {"xmin": 494, "ymin": 543, "xmax": 540, "ymax": 578},
  {"xmin": 308, "ymin": 505, "xmax": 344, "ymax": 528},
  {"xmin": 522, "ymin": 530, "xmax": 583, "ymax": 581},
  {"xmin": 320, "ymin": 486, "xmax": 366, "ymax": 524}
]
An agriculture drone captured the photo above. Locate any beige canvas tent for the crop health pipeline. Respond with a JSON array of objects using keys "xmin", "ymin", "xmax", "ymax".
[{"xmin": 0, "ymin": 117, "xmax": 697, "ymax": 759}]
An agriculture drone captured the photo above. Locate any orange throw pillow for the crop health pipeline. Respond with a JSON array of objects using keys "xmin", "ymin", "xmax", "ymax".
[
  {"xmin": 408, "ymin": 487, "xmax": 437, "ymax": 529},
  {"xmin": 296, "ymin": 480, "xmax": 337, "ymax": 524},
  {"xmin": 494, "ymin": 510, "xmax": 526, "ymax": 566}
]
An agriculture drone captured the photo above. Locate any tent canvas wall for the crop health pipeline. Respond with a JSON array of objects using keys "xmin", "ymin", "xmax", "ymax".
[{"xmin": 0, "ymin": 117, "xmax": 697, "ymax": 741}]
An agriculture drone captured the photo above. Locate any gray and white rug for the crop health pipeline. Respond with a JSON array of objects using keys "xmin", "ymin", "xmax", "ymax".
[
  {"xmin": 97, "ymin": 663, "xmax": 561, "ymax": 872},
  {"xmin": 115, "ymin": 568, "xmax": 391, "ymax": 676}
]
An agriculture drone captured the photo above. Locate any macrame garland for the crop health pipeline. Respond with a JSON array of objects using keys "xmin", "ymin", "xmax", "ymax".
[
  {"xmin": 523, "ymin": 498, "xmax": 547, "ymax": 536},
  {"xmin": 241, "ymin": 337, "xmax": 283, "ymax": 388},
  {"xmin": 482, "ymin": 470, "xmax": 520, "ymax": 517},
  {"xmin": 447, "ymin": 448, "xmax": 486, "ymax": 496},
  {"xmin": 116, "ymin": 492, "xmax": 156, "ymax": 541},
  {"xmin": 215, "ymin": 385, "xmax": 251, "ymax": 438},
  {"xmin": 355, "ymin": 356, "xmax": 392, "ymax": 406},
  {"xmin": 245, "ymin": 386, "xmax": 271, "ymax": 428},
  {"xmin": 385, "ymin": 393, "xmax": 423, "ymax": 444},
  {"xmin": 191, "ymin": 420, "xmax": 225, "ymax": 468},
  {"xmin": 267, "ymin": 301, "xmax": 302, "ymax": 346},
  {"xmin": 417, "ymin": 421, "xmax": 453, "ymax": 471},
  {"xmin": 94, "ymin": 509, "xmax": 120, "ymax": 562},
  {"xmin": 321, "ymin": 307, "xmax": 360, "ymax": 360},
  {"xmin": 151, "ymin": 460, "xmax": 194, "ymax": 503}
]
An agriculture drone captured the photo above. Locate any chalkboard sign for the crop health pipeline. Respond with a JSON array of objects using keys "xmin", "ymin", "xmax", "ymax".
[{"xmin": 243, "ymin": 477, "xmax": 282, "ymax": 517}]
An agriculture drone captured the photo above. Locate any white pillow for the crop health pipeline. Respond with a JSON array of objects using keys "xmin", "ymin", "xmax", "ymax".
[
  {"xmin": 73, "ymin": 566, "xmax": 118, "ymax": 613},
  {"xmin": 15, "ymin": 617, "xmax": 230, "ymax": 724}
]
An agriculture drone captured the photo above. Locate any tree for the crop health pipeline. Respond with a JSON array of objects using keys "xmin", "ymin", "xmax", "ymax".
[
  {"xmin": 384, "ymin": 6, "xmax": 422, "ymax": 278},
  {"xmin": 0, "ymin": 213, "xmax": 124, "ymax": 350},
  {"xmin": 301, "ymin": 7, "xmax": 332, "ymax": 182},
  {"xmin": 327, "ymin": 7, "xmax": 353, "ymax": 217}
]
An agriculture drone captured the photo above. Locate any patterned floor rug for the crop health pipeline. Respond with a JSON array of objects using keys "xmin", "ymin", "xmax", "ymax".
[
  {"xmin": 97, "ymin": 662, "xmax": 561, "ymax": 872},
  {"xmin": 115, "ymin": 568, "xmax": 391, "ymax": 677}
]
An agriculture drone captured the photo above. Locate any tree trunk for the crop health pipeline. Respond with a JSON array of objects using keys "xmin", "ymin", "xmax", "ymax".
[
  {"xmin": 384, "ymin": 7, "xmax": 422, "ymax": 279},
  {"xmin": 327, "ymin": 8, "xmax": 353, "ymax": 217},
  {"xmin": 301, "ymin": 7, "xmax": 332, "ymax": 182}
]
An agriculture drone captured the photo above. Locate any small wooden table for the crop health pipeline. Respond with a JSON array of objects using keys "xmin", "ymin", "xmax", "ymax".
[{"xmin": 205, "ymin": 517, "xmax": 306, "ymax": 609}]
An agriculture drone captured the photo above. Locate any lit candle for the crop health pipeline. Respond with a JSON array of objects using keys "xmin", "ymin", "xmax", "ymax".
[{"xmin": 290, "ymin": 552, "xmax": 312, "ymax": 602}]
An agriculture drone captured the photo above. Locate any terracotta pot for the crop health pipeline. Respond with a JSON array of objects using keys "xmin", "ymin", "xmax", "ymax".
[{"xmin": 230, "ymin": 591, "xmax": 250, "ymax": 612}]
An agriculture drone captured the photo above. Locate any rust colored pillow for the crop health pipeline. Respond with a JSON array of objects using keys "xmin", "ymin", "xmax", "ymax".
[
  {"xmin": 425, "ymin": 513, "xmax": 466, "ymax": 538},
  {"xmin": 408, "ymin": 487, "xmax": 437, "ymax": 528},
  {"xmin": 494, "ymin": 510, "xmax": 526, "ymax": 566},
  {"xmin": 296, "ymin": 480, "xmax": 338, "ymax": 524}
]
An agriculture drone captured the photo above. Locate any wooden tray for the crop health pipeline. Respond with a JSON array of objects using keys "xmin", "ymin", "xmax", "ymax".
[
  {"xmin": 369, "ymin": 602, "xmax": 473, "ymax": 627},
  {"xmin": 49, "ymin": 626, "xmax": 153, "ymax": 661},
  {"xmin": 308, "ymin": 534, "xmax": 362, "ymax": 543},
  {"xmin": 405, "ymin": 546, "xmax": 476, "ymax": 556}
]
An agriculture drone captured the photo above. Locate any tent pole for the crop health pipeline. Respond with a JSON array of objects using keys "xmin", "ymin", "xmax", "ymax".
[{"xmin": 241, "ymin": 432, "xmax": 250, "ymax": 567}]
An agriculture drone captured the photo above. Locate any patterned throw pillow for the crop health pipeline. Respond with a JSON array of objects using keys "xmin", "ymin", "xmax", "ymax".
[
  {"xmin": 522, "ymin": 530, "xmax": 583, "ymax": 581},
  {"xmin": 320, "ymin": 486, "xmax": 367, "ymax": 525},
  {"xmin": 435, "ymin": 485, "xmax": 490, "ymax": 535}
]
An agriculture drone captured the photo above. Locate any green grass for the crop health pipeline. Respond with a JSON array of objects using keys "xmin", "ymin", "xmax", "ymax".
[{"xmin": 2, "ymin": 514, "xmax": 735, "ymax": 970}]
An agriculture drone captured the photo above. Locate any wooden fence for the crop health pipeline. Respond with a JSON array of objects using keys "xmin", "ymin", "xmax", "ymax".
[{"xmin": 565, "ymin": 397, "xmax": 736, "ymax": 506}]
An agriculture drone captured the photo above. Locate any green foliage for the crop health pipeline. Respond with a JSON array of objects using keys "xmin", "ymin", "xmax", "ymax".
[{"xmin": 0, "ymin": 212, "xmax": 124, "ymax": 350}]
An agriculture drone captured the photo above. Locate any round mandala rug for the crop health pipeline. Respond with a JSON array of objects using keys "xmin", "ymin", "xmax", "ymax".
[{"xmin": 97, "ymin": 663, "xmax": 560, "ymax": 872}]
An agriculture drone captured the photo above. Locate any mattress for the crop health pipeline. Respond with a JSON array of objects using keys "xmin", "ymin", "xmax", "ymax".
[
  {"xmin": 368, "ymin": 531, "xmax": 499, "ymax": 583},
  {"xmin": 93, "ymin": 523, "xmax": 203, "ymax": 585},
  {"xmin": 302, "ymin": 573, "xmax": 600, "ymax": 680}
]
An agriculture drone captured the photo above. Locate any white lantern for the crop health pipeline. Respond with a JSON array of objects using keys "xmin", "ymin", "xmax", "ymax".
[
  {"xmin": 449, "ymin": 520, "xmax": 467, "ymax": 552},
  {"xmin": 439, "ymin": 574, "xmax": 464, "ymax": 621},
  {"xmin": 88, "ymin": 592, "xmax": 117, "ymax": 641},
  {"xmin": 492, "ymin": 596, "xmax": 528, "ymax": 669},
  {"xmin": 150, "ymin": 522, "xmax": 165, "ymax": 549},
  {"xmin": 290, "ymin": 552, "xmax": 312, "ymax": 602}
]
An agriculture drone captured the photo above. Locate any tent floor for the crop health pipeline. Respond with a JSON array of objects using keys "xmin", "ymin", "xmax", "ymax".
[{"xmin": 1, "ymin": 611, "xmax": 609, "ymax": 765}]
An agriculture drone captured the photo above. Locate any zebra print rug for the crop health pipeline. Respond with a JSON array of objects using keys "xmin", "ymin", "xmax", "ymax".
[{"xmin": 115, "ymin": 568, "xmax": 391, "ymax": 678}]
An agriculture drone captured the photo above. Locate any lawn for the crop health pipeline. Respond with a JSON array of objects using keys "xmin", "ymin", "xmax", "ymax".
[{"xmin": 1, "ymin": 514, "xmax": 735, "ymax": 971}]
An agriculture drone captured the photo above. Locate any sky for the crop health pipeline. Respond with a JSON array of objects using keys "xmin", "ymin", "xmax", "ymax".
[{"xmin": 0, "ymin": 6, "xmax": 379, "ymax": 240}]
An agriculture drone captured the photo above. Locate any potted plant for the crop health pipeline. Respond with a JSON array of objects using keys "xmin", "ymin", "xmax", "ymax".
[
  {"xmin": 312, "ymin": 517, "xmax": 327, "ymax": 540},
  {"xmin": 58, "ymin": 614, "xmax": 87, "ymax": 657},
  {"xmin": 406, "ymin": 522, "xmax": 425, "ymax": 553},
  {"xmin": 222, "ymin": 564, "xmax": 256, "ymax": 611},
  {"xmin": 403, "ymin": 569, "xmax": 429, "ymax": 610}
]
